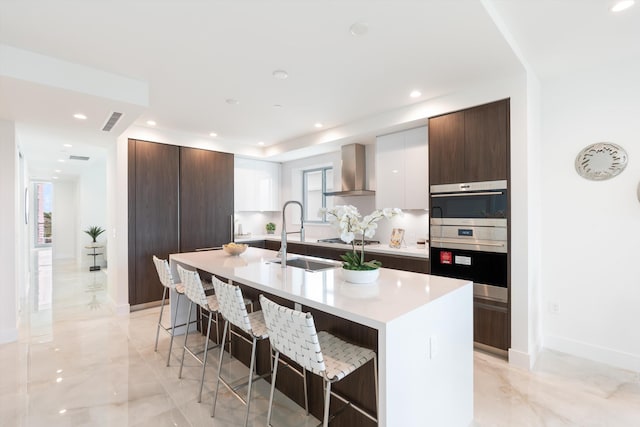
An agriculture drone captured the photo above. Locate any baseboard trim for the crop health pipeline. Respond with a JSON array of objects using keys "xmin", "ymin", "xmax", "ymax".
[
  {"xmin": 0, "ymin": 328, "xmax": 18, "ymax": 344},
  {"xmin": 508, "ymin": 347, "xmax": 533, "ymax": 370},
  {"xmin": 129, "ymin": 300, "xmax": 161, "ymax": 312},
  {"xmin": 545, "ymin": 334, "xmax": 640, "ymax": 373},
  {"xmin": 107, "ymin": 297, "xmax": 130, "ymax": 316}
]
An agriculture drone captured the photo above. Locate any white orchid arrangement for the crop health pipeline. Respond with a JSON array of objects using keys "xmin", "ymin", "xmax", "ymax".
[{"xmin": 320, "ymin": 205, "xmax": 402, "ymax": 270}]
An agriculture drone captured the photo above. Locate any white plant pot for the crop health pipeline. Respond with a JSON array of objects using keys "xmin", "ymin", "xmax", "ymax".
[{"xmin": 342, "ymin": 268, "xmax": 380, "ymax": 284}]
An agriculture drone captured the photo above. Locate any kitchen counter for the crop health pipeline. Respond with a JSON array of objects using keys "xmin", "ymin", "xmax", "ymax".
[
  {"xmin": 236, "ymin": 234, "xmax": 429, "ymax": 259},
  {"xmin": 169, "ymin": 247, "xmax": 472, "ymax": 426}
]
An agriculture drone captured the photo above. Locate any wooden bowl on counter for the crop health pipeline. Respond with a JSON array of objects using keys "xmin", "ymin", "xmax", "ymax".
[{"xmin": 222, "ymin": 243, "xmax": 248, "ymax": 256}]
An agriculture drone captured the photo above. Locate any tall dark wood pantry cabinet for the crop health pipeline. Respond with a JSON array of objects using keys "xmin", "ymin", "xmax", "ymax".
[
  {"xmin": 128, "ymin": 140, "xmax": 180, "ymax": 306},
  {"xmin": 179, "ymin": 147, "xmax": 234, "ymax": 252},
  {"xmin": 128, "ymin": 139, "xmax": 234, "ymax": 307}
]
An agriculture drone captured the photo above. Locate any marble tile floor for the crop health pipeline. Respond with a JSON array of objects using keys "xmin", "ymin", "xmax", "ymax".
[{"xmin": 1, "ymin": 253, "xmax": 639, "ymax": 426}]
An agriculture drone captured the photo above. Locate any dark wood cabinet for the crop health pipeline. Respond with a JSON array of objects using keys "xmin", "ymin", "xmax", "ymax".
[
  {"xmin": 128, "ymin": 140, "xmax": 180, "ymax": 306},
  {"xmin": 464, "ymin": 100, "xmax": 509, "ymax": 182},
  {"xmin": 429, "ymin": 99, "xmax": 509, "ymax": 185},
  {"xmin": 474, "ymin": 298, "xmax": 510, "ymax": 351},
  {"xmin": 128, "ymin": 140, "xmax": 234, "ymax": 307},
  {"xmin": 179, "ymin": 147, "xmax": 234, "ymax": 252},
  {"xmin": 429, "ymin": 111, "xmax": 465, "ymax": 185}
]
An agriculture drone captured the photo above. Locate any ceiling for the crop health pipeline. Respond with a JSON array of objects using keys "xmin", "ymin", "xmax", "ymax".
[{"xmin": 0, "ymin": 0, "xmax": 638, "ymax": 180}]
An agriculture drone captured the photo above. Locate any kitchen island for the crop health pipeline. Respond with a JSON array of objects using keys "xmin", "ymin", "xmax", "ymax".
[{"xmin": 169, "ymin": 247, "xmax": 472, "ymax": 426}]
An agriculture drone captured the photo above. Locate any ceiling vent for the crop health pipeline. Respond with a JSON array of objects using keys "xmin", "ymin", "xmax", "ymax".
[
  {"xmin": 102, "ymin": 111, "xmax": 123, "ymax": 132},
  {"xmin": 69, "ymin": 155, "xmax": 90, "ymax": 161}
]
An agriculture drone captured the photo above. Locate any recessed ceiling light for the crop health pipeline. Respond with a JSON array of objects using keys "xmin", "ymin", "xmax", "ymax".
[
  {"xmin": 314, "ymin": 123, "xmax": 323, "ymax": 128},
  {"xmin": 350, "ymin": 22, "xmax": 369, "ymax": 36},
  {"xmin": 63, "ymin": 144, "xmax": 72, "ymax": 148},
  {"xmin": 611, "ymin": 0, "xmax": 634, "ymax": 12},
  {"xmin": 52, "ymin": 176, "xmax": 59, "ymax": 180},
  {"xmin": 225, "ymin": 98, "xmax": 239, "ymax": 105},
  {"xmin": 410, "ymin": 90, "xmax": 422, "ymax": 98},
  {"xmin": 272, "ymin": 69, "xmax": 289, "ymax": 80},
  {"xmin": 73, "ymin": 113, "xmax": 87, "ymax": 120},
  {"xmin": 209, "ymin": 132, "xmax": 218, "ymax": 137},
  {"xmin": 55, "ymin": 169, "xmax": 61, "ymax": 173},
  {"xmin": 59, "ymin": 409, "xmax": 66, "ymax": 415},
  {"xmin": 57, "ymin": 159, "xmax": 65, "ymax": 163},
  {"xmin": 258, "ymin": 141, "xmax": 265, "ymax": 146},
  {"xmin": 146, "ymin": 120, "xmax": 156, "ymax": 126}
]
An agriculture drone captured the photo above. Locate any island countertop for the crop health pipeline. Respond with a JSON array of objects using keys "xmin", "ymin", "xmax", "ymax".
[
  {"xmin": 169, "ymin": 247, "xmax": 473, "ymax": 426},
  {"xmin": 170, "ymin": 247, "xmax": 463, "ymax": 330}
]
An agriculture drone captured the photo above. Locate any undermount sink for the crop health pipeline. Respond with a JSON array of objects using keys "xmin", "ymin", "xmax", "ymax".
[{"xmin": 269, "ymin": 258, "xmax": 340, "ymax": 272}]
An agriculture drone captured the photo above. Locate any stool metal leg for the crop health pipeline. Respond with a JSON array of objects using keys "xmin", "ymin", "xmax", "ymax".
[
  {"xmin": 154, "ymin": 286, "xmax": 168, "ymax": 352},
  {"xmin": 373, "ymin": 354, "xmax": 379, "ymax": 419},
  {"xmin": 323, "ymin": 380, "xmax": 332, "ymax": 427},
  {"xmin": 266, "ymin": 351, "xmax": 281, "ymax": 427},
  {"xmin": 197, "ymin": 310, "xmax": 214, "ymax": 403},
  {"xmin": 243, "ymin": 336, "xmax": 258, "ymax": 427},
  {"xmin": 166, "ymin": 292, "xmax": 181, "ymax": 366},
  {"xmin": 178, "ymin": 300, "xmax": 194, "ymax": 379},
  {"xmin": 212, "ymin": 320, "xmax": 230, "ymax": 417},
  {"xmin": 303, "ymin": 367, "xmax": 309, "ymax": 415}
]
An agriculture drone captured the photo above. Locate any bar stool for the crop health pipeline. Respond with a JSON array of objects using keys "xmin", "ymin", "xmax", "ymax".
[
  {"xmin": 176, "ymin": 265, "xmax": 222, "ymax": 403},
  {"xmin": 211, "ymin": 277, "xmax": 269, "ymax": 427},
  {"xmin": 259, "ymin": 294, "xmax": 378, "ymax": 427},
  {"xmin": 152, "ymin": 255, "xmax": 187, "ymax": 367}
]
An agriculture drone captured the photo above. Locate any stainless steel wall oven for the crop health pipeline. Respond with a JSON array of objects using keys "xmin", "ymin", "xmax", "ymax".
[{"xmin": 430, "ymin": 180, "xmax": 508, "ymax": 303}]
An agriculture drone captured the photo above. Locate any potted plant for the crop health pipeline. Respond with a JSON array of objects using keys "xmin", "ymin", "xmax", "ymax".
[
  {"xmin": 265, "ymin": 222, "xmax": 276, "ymax": 234},
  {"xmin": 321, "ymin": 205, "xmax": 402, "ymax": 284},
  {"xmin": 84, "ymin": 225, "xmax": 106, "ymax": 244}
]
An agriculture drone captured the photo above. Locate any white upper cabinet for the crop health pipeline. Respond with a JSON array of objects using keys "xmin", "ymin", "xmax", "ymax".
[
  {"xmin": 375, "ymin": 126, "xmax": 428, "ymax": 210},
  {"xmin": 234, "ymin": 158, "xmax": 281, "ymax": 211}
]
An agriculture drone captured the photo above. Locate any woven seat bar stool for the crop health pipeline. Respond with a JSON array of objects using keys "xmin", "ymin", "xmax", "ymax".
[
  {"xmin": 152, "ymin": 255, "xmax": 191, "ymax": 367},
  {"xmin": 176, "ymin": 265, "xmax": 223, "ymax": 403},
  {"xmin": 210, "ymin": 277, "xmax": 271, "ymax": 427},
  {"xmin": 259, "ymin": 294, "xmax": 378, "ymax": 427}
]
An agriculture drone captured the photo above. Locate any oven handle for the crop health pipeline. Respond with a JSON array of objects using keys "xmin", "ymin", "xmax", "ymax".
[
  {"xmin": 431, "ymin": 237, "xmax": 506, "ymax": 248},
  {"xmin": 431, "ymin": 191, "xmax": 504, "ymax": 198}
]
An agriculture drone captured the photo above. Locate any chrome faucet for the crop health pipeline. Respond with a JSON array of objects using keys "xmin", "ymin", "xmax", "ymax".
[{"xmin": 279, "ymin": 200, "xmax": 305, "ymax": 267}]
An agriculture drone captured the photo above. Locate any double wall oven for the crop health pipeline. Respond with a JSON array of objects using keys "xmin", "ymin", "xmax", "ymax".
[{"xmin": 429, "ymin": 180, "xmax": 508, "ymax": 303}]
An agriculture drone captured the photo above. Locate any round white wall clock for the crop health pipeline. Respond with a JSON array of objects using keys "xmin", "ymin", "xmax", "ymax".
[{"xmin": 575, "ymin": 142, "xmax": 628, "ymax": 181}]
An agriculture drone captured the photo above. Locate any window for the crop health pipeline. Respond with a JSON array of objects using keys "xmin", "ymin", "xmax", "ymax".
[
  {"xmin": 33, "ymin": 181, "xmax": 53, "ymax": 246},
  {"xmin": 303, "ymin": 167, "xmax": 333, "ymax": 222}
]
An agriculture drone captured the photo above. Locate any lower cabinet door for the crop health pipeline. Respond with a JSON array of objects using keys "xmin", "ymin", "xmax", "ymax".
[{"xmin": 474, "ymin": 299, "xmax": 510, "ymax": 351}]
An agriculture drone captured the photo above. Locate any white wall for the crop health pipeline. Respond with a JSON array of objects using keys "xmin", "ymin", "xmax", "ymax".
[
  {"xmin": 0, "ymin": 119, "xmax": 18, "ymax": 343},
  {"xmin": 109, "ymin": 136, "xmax": 129, "ymax": 314},
  {"xmin": 52, "ymin": 179, "xmax": 77, "ymax": 260},
  {"xmin": 76, "ymin": 158, "xmax": 107, "ymax": 267},
  {"xmin": 540, "ymin": 58, "xmax": 640, "ymax": 372}
]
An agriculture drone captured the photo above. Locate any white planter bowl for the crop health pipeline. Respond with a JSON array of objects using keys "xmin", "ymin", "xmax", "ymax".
[{"xmin": 342, "ymin": 268, "xmax": 380, "ymax": 284}]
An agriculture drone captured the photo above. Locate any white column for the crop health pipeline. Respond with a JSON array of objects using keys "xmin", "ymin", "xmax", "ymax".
[{"xmin": 0, "ymin": 119, "xmax": 18, "ymax": 343}]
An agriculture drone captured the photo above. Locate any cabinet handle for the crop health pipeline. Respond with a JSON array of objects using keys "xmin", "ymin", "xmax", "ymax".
[
  {"xmin": 230, "ymin": 214, "xmax": 234, "ymax": 242},
  {"xmin": 431, "ymin": 191, "xmax": 503, "ymax": 198}
]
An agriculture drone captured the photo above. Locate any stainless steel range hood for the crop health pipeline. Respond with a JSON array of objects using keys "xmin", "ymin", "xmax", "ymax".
[{"xmin": 324, "ymin": 144, "xmax": 375, "ymax": 197}]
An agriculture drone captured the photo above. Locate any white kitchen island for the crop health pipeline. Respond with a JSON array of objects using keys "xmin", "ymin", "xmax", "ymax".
[{"xmin": 170, "ymin": 247, "xmax": 473, "ymax": 427}]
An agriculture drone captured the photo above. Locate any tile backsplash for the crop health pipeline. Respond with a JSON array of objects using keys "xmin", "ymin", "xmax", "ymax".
[{"xmin": 235, "ymin": 207, "xmax": 429, "ymax": 246}]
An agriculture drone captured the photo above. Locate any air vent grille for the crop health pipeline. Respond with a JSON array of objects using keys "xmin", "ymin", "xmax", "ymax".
[
  {"xmin": 69, "ymin": 155, "xmax": 90, "ymax": 161},
  {"xmin": 102, "ymin": 111, "xmax": 123, "ymax": 132}
]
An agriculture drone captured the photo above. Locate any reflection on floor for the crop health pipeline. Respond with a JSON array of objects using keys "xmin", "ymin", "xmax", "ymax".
[{"xmin": 1, "ymin": 250, "xmax": 639, "ymax": 426}]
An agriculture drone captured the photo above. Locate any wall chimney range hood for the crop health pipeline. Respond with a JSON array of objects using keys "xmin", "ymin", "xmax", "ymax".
[{"xmin": 324, "ymin": 144, "xmax": 375, "ymax": 197}]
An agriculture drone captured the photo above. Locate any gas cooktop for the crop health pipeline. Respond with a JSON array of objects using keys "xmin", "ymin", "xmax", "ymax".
[{"xmin": 317, "ymin": 237, "xmax": 380, "ymax": 246}]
